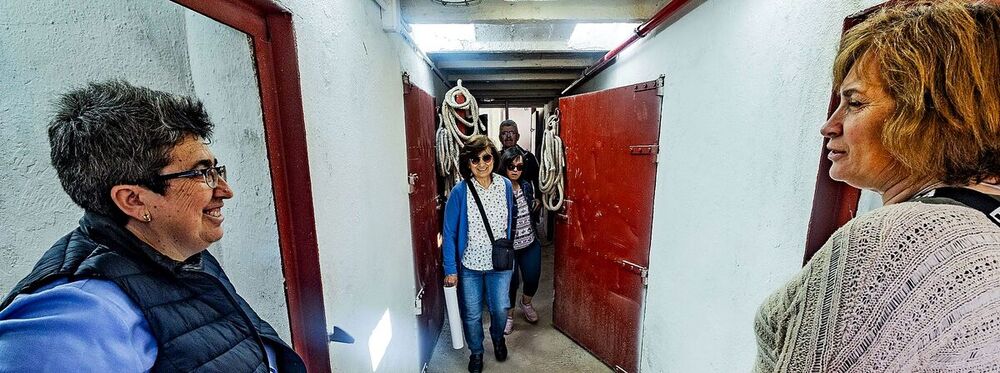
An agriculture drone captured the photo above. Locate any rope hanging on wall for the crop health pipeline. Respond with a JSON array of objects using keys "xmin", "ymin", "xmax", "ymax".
[
  {"xmin": 538, "ymin": 109, "xmax": 565, "ymax": 211},
  {"xmin": 435, "ymin": 80, "xmax": 483, "ymax": 196}
]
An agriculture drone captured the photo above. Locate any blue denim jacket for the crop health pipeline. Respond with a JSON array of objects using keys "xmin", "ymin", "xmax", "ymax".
[{"xmin": 442, "ymin": 176, "xmax": 515, "ymax": 275}]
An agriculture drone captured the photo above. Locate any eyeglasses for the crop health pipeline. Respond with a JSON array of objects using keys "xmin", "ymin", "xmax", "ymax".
[
  {"xmin": 157, "ymin": 165, "xmax": 227, "ymax": 188},
  {"xmin": 470, "ymin": 154, "xmax": 493, "ymax": 165},
  {"xmin": 507, "ymin": 164, "xmax": 523, "ymax": 171}
]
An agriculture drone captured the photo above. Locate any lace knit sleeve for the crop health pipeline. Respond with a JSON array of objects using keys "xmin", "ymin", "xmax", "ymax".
[{"xmin": 755, "ymin": 202, "xmax": 1000, "ymax": 372}]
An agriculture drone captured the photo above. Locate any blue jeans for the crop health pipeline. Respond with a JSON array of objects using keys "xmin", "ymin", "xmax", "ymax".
[
  {"xmin": 458, "ymin": 267, "xmax": 513, "ymax": 354},
  {"xmin": 509, "ymin": 239, "xmax": 542, "ymax": 305}
]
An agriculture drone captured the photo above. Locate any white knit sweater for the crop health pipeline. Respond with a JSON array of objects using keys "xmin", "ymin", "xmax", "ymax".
[{"xmin": 755, "ymin": 202, "xmax": 1000, "ymax": 372}]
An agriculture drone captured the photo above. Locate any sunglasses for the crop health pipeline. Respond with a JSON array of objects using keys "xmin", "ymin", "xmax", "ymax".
[
  {"xmin": 470, "ymin": 154, "xmax": 493, "ymax": 165},
  {"xmin": 507, "ymin": 164, "xmax": 524, "ymax": 171}
]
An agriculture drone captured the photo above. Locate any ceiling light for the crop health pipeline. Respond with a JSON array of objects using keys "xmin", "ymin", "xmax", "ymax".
[
  {"xmin": 410, "ymin": 24, "xmax": 476, "ymax": 52},
  {"xmin": 430, "ymin": 0, "xmax": 481, "ymax": 5},
  {"xmin": 567, "ymin": 23, "xmax": 640, "ymax": 50}
]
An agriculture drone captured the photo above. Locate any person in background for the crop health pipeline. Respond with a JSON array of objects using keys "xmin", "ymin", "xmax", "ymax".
[
  {"xmin": 498, "ymin": 120, "xmax": 541, "ymax": 222},
  {"xmin": 442, "ymin": 135, "xmax": 516, "ymax": 373},
  {"xmin": 754, "ymin": 2, "xmax": 1000, "ymax": 371},
  {"xmin": 0, "ymin": 81, "xmax": 304, "ymax": 372},
  {"xmin": 497, "ymin": 147, "xmax": 542, "ymax": 335}
]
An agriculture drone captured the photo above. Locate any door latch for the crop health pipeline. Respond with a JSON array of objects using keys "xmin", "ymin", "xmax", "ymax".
[
  {"xmin": 408, "ymin": 173, "xmax": 418, "ymax": 194},
  {"xmin": 414, "ymin": 285, "xmax": 425, "ymax": 315}
]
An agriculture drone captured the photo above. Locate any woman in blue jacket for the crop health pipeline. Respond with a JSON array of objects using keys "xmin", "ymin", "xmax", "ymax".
[{"xmin": 442, "ymin": 135, "xmax": 515, "ymax": 373}]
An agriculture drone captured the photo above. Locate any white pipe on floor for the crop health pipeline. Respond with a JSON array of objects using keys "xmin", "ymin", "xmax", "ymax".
[{"xmin": 444, "ymin": 285, "xmax": 465, "ymax": 349}]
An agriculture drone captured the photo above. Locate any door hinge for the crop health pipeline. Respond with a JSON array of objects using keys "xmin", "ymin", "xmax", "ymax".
[
  {"xmin": 414, "ymin": 285, "xmax": 425, "ymax": 315},
  {"xmin": 402, "ymin": 72, "xmax": 412, "ymax": 94},
  {"xmin": 617, "ymin": 259, "xmax": 649, "ymax": 286},
  {"xmin": 656, "ymin": 74, "xmax": 665, "ymax": 97},
  {"xmin": 408, "ymin": 173, "xmax": 418, "ymax": 194},
  {"xmin": 629, "ymin": 144, "xmax": 658, "ymax": 155},
  {"xmin": 633, "ymin": 76, "xmax": 664, "ymax": 93},
  {"xmin": 629, "ymin": 144, "xmax": 659, "ymax": 164}
]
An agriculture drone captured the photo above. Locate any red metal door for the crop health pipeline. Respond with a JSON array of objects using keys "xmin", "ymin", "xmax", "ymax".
[
  {"xmin": 553, "ymin": 77, "xmax": 663, "ymax": 373},
  {"xmin": 402, "ymin": 77, "xmax": 445, "ymax": 370}
]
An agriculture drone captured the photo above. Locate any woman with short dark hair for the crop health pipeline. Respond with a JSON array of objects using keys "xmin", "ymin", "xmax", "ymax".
[
  {"xmin": 0, "ymin": 81, "xmax": 304, "ymax": 372},
  {"xmin": 755, "ymin": 2, "xmax": 1000, "ymax": 371},
  {"xmin": 442, "ymin": 135, "xmax": 515, "ymax": 373}
]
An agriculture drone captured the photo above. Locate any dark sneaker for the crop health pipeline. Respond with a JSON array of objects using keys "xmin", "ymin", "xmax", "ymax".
[
  {"xmin": 493, "ymin": 337, "xmax": 508, "ymax": 362},
  {"xmin": 468, "ymin": 353, "xmax": 483, "ymax": 373}
]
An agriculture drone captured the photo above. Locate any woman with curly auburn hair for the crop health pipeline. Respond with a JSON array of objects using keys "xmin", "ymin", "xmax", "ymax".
[{"xmin": 755, "ymin": 1, "xmax": 1000, "ymax": 371}]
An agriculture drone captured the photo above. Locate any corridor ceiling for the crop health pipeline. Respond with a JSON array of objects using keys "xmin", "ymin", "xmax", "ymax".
[{"xmin": 401, "ymin": 0, "xmax": 670, "ymax": 107}]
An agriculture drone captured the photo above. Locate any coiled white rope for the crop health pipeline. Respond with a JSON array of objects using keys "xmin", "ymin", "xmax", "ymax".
[
  {"xmin": 436, "ymin": 124, "xmax": 462, "ymax": 196},
  {"xmin": 538, "ymin": 109, "xmax": 565, "ymax": 211},
  {"xmin": 441, "ymin": 80, "xmax": 483, "ymax": 144},
  {"xmin": 435, "ymin": 80, "xmax": 483, "ymax": 196}
]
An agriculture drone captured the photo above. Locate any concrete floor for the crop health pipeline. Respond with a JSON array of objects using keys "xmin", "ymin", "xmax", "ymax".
[{"xmin": 427, "ymin": 242, "xmax": 611, "ymax": 373}]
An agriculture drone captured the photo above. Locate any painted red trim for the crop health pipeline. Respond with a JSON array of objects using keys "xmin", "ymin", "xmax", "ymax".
[{"xmin": 170, "ymin": 1, "xmax": 331, "ymax": 371}]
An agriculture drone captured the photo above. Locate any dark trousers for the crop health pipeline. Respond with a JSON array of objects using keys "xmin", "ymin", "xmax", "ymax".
[{"xmin": 508, "ymin": 239, "xmax": 541, "ymax": 306}]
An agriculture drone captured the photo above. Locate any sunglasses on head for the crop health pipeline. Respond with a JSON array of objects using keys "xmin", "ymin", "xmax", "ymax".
[
  {"xmin": 507, "ymin": 164, "xmax": 523, "ymax": 171},
  {"xmin": 470, "ymin": 154, "xmax": 493, "ymax": 165}
]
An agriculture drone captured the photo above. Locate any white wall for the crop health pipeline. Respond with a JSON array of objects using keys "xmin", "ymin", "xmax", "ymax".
[
  {"xmin": 573, "ymin": 0, "xmax": 880, "ymax": 371},
  {"xmin": 0, "ymin": 0, "xmax": 292, "ymax": 341},
  {"xmin": 280, "ymin": 0, "xmax": 441, "ymax": 371},
  {"xmin": 0, "ymin": 0, "xmax": 196, "ymax": 295},
  {"xmin": 392, "ymin": 34, "xmax": 448, "ymax": 99}
]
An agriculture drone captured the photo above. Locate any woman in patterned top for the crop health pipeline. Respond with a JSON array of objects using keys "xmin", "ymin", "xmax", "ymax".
[
  {"xmin": 442, "ymin": 135, "xmax": 516, "ymax": 373},
  {"xmin": 497, "ymin": 147, "xmax": 542, "ymax": 335},
  {"xmin": 754, "ymin": 2, "xmax": 1000, "ymax": 371}
]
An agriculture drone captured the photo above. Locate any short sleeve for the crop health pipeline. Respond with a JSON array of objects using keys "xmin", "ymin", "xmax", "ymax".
[{"xmin": 0, "ymin": 278, "xmax": 158, "ymax": 372}]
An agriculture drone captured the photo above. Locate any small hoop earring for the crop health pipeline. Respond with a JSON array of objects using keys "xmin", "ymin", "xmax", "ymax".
[{"xmin": 142, "ymin": 212, "xmax": 151, "ymax": 222}]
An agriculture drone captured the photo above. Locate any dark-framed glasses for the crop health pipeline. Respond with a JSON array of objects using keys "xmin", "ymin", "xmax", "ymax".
[
  {"xmin": 507, "ymin": 164, "xmax": 523, "ymax": 171},
  {"xmin": 470, "ymin": 154, "xmax": 493, "ymax": 165},
  {"xmin": 157, "ymin": 165, "xmax": 227, "ymax": 188}
]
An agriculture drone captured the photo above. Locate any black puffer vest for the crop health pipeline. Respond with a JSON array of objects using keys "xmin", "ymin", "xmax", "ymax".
[{"xmin": 0, "ymin": 213, "xmax": 306, "ymax": 372}]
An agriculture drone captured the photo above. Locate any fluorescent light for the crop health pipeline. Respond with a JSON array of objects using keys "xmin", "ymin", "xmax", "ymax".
[
  {"xmin": 410, "ymin": 24, "xmax": 475, "ymax": 52},
  {"xmin": 567, "ymin": 23, "xmax": 640, "ymax": 50}
]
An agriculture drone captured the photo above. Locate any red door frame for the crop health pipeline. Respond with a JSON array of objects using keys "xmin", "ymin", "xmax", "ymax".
[{"xmin": 169, "ymin": 1, "xmax": 331, "ymax": 371}]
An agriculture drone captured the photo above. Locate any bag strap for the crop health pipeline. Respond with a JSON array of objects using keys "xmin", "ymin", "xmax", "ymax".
[
  {"xmin": 465, "ymin": 178, "xmax": 515, "ymax": 243},
  {"xmin": 467, "ymin": 178, "xmax": 496, "ymax": 244},
  {"xmin": 927, "ymin": 187, "xmax": 1000, "ymax": 227}
]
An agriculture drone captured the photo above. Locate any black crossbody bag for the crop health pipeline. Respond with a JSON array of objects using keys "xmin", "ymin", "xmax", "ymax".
[
  {"xmin": 924, "ymin": 187, "xmax": 1000, "ymax": 227},
  {"xmin": 466, "ymin": 178, "xmax": 515, "ymax": 271}
]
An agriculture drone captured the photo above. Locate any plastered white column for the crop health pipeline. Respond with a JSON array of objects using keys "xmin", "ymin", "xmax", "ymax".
[{"xmin": 574, "ymin": 0, "xmax": 881, "ymax": 371}]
